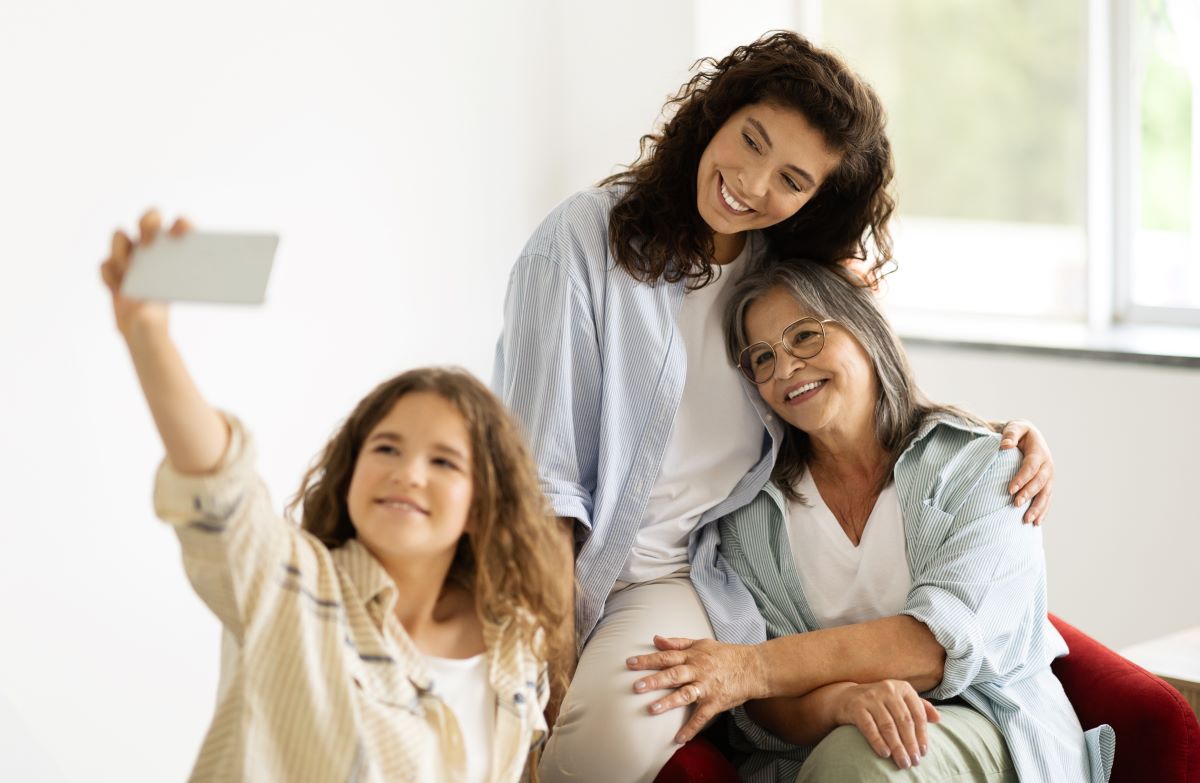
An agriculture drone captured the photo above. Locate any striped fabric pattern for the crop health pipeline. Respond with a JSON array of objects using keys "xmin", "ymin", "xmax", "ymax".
[
  {"xmin": 153, "ymin": 415, "xmax": 548, "ymax": 783},
  {"xmin": 713, "ymin": 415, "xmax": 1116, "ymax": 783},
  {"xmin": 492, "ymin": 187, "xmax": 787, "ymax": 647}
]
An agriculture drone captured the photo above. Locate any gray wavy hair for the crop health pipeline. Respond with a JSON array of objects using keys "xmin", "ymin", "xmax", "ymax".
[{"xmin": 724, "ymin": 260, "xmax": 984, "ymax": 500}]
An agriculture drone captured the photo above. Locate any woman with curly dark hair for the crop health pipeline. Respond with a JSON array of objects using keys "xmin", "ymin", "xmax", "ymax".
[{"xmin": 493, "ymin": 31, "xmax": 1056, "ymax": 782}]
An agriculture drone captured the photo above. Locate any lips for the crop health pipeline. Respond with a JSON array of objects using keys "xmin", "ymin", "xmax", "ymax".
[
  {"xmin": 375, "ymin": 496, "xmax": 429, "ymax": 515},
  {"xmin": 718, "ymin": 174, "xmax": 754, "ymax": 215},
  {"xmin": 783, "ymin": 379, "xmax": 827, "ymax": 403}
]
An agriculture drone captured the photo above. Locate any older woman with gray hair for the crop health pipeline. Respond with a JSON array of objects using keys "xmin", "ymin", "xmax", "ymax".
[{"xmin": 625, "ymin": 261, "xmax": 1114, "ymax": 781}]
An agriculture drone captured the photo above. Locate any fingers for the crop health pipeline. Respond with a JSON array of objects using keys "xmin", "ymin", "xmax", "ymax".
[
  {"xmin": 627, "ymin": 650, "xmax": 687, "ymax": 671},
  {"xmin": 1026, "ymin": 484, "xmax": 1052, "ymax": 526},
  {"xmin": 633, "ymin": 664, "xmax": 695, "ymax": 695},
  {"xmin": 999, "ymin": 420, "xmax": 1029, "ymax": 449},
  {"xmin": 866, "ymin": 700, "xmax": 917, "ymax": 770},
  {"xmin": 1011, "ymin": 458, "xmax": 1053, "ymax": 525},
  {"xmin": 674, "ymin": 704, "xmax": 716, "ymax": 745},
  {"xmin": 902, "ymin": 688, "xmax": 930, "ymax": 759},
  {"xmin": 138, "ymin": 208, "xmax": 162, "ymax": 245},
  {"xmin": 849, "ymin": 709, "xmax": 893, "ymax": 761},
  {"xmin": 1007, "ymin": 450, "xmax": 1044, "ymax": 497},
  {"xmin": 922, "ymin": 699, "xmax": 941, "ymax": 723},
  {"xmin": 168, "ymin": 216, "xmax": 193, "ymax": 237},
  {"xmin": 653, "ymin": 635, "xmax": 695, "ymax": 651},
  {"xmin": 646, "ymin": 680, "xmax": 702, "ymax": 715}
]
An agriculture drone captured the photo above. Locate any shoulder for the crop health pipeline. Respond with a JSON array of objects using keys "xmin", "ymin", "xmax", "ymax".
[
  {"xmin": 899, "ymin": 414, "xmax": 1018, "ymax": 517},
  {"xmin": 520, "ymin": 186, "xmax": 622, "ymax": 265},
  {"xmin": 718, "ymin": 487, "xmax": 785, "ymax": 552}
]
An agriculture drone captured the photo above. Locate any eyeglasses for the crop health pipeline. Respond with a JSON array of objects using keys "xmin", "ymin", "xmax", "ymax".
[{"xmin": 736, "ymin": 317, "xmax": 836, "ymax": 384}]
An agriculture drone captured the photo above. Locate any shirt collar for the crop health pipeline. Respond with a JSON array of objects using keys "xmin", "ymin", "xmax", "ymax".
[{"xmin": 331, "ymin": 538, "xmax": 398, "ymax": 619}]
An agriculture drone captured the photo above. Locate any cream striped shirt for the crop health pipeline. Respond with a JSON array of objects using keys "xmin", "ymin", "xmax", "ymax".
[{"xmin": 153, "ymin": 415, "xmax": 548, "ymax": 783}]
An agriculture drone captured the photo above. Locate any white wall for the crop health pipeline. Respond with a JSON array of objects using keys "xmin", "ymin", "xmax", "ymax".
[
  {"xmin": 2, "ymin": 2, "xmax": 1197, "ymax": 781},
  {"xmin": 905, "ymin": 344, "xmax": 1200, "ymax": 649}
]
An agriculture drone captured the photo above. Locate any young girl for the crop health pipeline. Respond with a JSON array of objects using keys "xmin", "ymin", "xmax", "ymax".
[
  {"xmin": 493, "ymin": 31, "xmax": 1057, "ymax": 781},
  {"xmin": 101, "ymin": 211, "xmax": 569, "ymax": 783}
]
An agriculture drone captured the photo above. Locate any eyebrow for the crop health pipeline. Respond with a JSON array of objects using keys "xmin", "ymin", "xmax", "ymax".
[
  {"xmin": 747, "ymin": 117, "xmax": 819, "ymax": 189},
  {"xmin": 366, "ymin": 432, "xmax": 469, "ymax": 462}
]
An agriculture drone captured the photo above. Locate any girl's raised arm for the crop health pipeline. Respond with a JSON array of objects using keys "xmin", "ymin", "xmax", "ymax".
[{"xmin": 100, "ymin": 209, "xmax": 230, "ymax": 474}]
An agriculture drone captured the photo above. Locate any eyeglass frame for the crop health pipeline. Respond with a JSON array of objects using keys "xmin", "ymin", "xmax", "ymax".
[{"xmin": 736, "ymin": 317, "xmax": 838, "ymax": 385}]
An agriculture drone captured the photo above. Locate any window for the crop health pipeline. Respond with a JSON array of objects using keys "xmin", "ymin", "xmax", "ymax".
[
  {"xmin": 806, "ymin": 0, "xmax": 1200, "ymax": 330},
  {"xmin": 1128, "ymin": 0, "xmax": 1198, "ymax": 318}
]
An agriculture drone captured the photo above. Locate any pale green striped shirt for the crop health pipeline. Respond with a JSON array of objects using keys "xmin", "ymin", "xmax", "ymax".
[{"xmin": 715, "ymin": 415, "xmax": 1115, "ymax": 783}]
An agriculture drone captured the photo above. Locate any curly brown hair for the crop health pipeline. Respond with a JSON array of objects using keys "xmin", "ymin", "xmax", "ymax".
[
  {"xmin": 601, "ymin": 30, "xmax": 895, "ymax": 287},
  {"xmin": 285, "ymin": 367, "xmax": 570, "ymax": 770}
]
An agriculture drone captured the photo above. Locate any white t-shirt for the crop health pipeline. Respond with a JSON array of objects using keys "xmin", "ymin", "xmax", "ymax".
[
  {"xmin": 786, "ymin": 470, "xmax": 910, "ymax": 628},
  {"xmin": 620, "ymin": 239, "xmax": 764, "ymax": 583},
  {"xmin": 426, "ymin": 653, "xmax": 496, "ymax": 783}
]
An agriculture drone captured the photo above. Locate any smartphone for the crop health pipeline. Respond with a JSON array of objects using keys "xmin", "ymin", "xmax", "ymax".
[{"xmin": 121, "ymin": 231, "xmax": 280, "ymax": 305}]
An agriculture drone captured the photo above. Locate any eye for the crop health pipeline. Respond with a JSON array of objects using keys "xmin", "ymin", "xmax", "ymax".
[
  {"xmin": 373, "ymin": 444, "xmax": 399, "ymax": 456},
  {"xmin": 782, "ymin": 174, "xmax": 803, "ymax": 193},
  {"xmin": 751, "ymin": 349, "xmax": 773, "ymax": 367},
  {"xmin": 789, "ymin": 329, "xmax": 821, "ymax": 347},
  {"xmin": 742, "ymin": 132, "xmax": 761, "ymax": 153},
  {"xmin": 432, "ymin": 457, "xmax": 463, "ymax": 472}
]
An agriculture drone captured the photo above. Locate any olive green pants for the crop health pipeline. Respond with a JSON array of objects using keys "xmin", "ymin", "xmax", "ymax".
[{"xmin": 795, "ymin": 705, "xmax": 1018, "ymax": 783}]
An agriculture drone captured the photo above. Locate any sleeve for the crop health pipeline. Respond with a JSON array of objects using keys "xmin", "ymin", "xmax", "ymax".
[
  {"xmin": 153, "ymin": 413, "xmax": 312, "ymax": 640},
  {"xmin": 492, "ymin": 202, "xmax": 604, "ymax": 529},
  {"xmin": 899, "ymin": 443, "xmax": 1051, "ymax": 700}
]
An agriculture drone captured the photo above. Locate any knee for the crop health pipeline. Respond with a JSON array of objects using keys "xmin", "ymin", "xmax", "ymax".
[
  {"xmin": 539, "ymin": 685, "xmax": 686, "ymax": 783},
  {"xmin": 796, "ymin": 726, "xmax": 897, "ymax": 783}
]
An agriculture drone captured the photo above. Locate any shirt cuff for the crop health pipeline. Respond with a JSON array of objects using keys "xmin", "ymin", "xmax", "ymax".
[
  {"xmin": 153, "ymin": 413, "xmax": 257, "ymax": 530},
  {"xmin": 901, "ymin": 586, "xmax": 985, "ymax": 699}
]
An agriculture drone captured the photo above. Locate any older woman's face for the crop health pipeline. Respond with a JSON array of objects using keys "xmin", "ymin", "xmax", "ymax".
[{"xmin": 743, "ymin": 286, "xmax": 878, "ymax": 442}]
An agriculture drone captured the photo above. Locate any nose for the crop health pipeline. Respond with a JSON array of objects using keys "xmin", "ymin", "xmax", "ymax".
[
  {"xmin": 773, "ymin": 348, "xmax": 806, "ymax": 381},
  {"xmin": 739, "ymin": 165, "xmax": 770, "ymax": 199},
  {"xmin": 390, "ymin": 455, "xmax": 426, "ymax": 487}
]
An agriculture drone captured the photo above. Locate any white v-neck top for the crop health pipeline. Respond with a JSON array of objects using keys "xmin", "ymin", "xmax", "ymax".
[
  {"xmin": 786, "ymin": 470, "xmax": 910, "ymax": 628},
  {"xmin": 426, "ymin": 653, "xmax": 497, "ymax": 783},
  {"xmin": 619, "ymin": 238, "xmax": 763, "ymax": 583}
]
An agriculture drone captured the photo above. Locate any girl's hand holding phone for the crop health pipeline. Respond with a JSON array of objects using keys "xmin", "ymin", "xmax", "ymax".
[{"xmin": 100, "ymin": 208, "xmax": 191, "ymax": 340}]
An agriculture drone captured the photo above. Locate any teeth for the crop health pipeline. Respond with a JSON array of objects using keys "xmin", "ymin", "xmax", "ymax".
[
  {"xmin": 787, "ymin": 380, "xmax": 824, "ymax": 400},
  {"xmin": 720, "ymin": 180, "xmax": 751, "ymax": 213},
  {"xmin": 380, "ymin": 500, "xmax": 423, "ymax": 512}
]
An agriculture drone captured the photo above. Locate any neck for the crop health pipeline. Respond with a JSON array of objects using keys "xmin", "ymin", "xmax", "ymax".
[
  {"xmin": 712, "ymin": 231, "xmax": 746, "ymax": 265},
  {"xmin": 807, "ymin": 423, "xmax": 888, "ymax": 487},
  {"xmin": 381, "ymin": 550, "xmax": 458, "ymax": 640}
]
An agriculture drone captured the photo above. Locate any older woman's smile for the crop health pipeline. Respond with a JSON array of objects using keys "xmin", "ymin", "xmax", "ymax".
[{"xmin": 784, "ymin": 378, "xmax": 828, "ymax": 403}]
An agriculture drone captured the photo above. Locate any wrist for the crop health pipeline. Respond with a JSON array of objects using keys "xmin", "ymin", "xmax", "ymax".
[
  {"xmin": 745, "ymin": 643, "xmax": 773, "ymax": 700},
  {"xmin": 825, "ymin": 682, "xmax": 859, "ymax": 726},
  {"xmin": 121, "ymin": 317, "xmax": 170, "ymax": 350}
]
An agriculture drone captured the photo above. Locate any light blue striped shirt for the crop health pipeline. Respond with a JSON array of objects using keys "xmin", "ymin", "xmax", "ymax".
[
  {"xmin": 492, "ymin": 187, "xmax": 785, "ymax": 646},
  {"xmin": 713, "ymin": 415, "xmax": 1115, "ymax": 783}
]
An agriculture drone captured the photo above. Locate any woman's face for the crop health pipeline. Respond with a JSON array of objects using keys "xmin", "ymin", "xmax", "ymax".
[
  {"xmin": 346, "ymin": 392, "xmax": 475, "ymax": 569},
  {"xmin": 696, "ymin": 102, "xmax": 842, "ymax": 239},
  {"xmin": 744, "ymin": 285, "xmax": 878, "ymax": 443}
]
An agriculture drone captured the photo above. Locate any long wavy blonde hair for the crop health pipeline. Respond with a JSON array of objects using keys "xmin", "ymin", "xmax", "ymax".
[{"xmin": 286, "ymin": 367, "xmax": 570, "ymax": 773}]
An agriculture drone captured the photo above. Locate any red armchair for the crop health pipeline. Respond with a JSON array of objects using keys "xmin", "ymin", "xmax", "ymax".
[{"xmin": 655, "ymin": 614, "xmax": 1200, "ymax": 783}]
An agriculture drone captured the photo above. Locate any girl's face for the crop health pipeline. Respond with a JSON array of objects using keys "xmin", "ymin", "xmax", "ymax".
[
  {"xmin": 744, "ymin": 286, "xmax": 878, "ymax": 443},
  {"xmin": 696, "ymin": 102, "xmax": 842, "ymax": 239},
  {"xmin": 346, "ymin": 392, "xmax": 474, "ymax": 568}
]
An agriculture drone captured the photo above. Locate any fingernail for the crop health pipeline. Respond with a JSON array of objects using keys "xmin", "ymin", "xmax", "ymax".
[
  {"xmin": 650, "ymin": 703, "xmax": 662, "ymax": 713},
  {"xmin": 627, "ymin": 657, "xmax": 637, "ymax": 667},
  {"xmin": 920, "ymin": 744, "xmax": 928, "ymax": 756},
  {"xmin": 911, "ymin": 754, "xmax": 920, "ymax": 767},
  {"xmin": 675, "ymin": 734, "xmax": 686, "ymax": 745},
  {"xmin": 634, "ymin": 681, "xmax": 646, "ymax": 692},
  {"xmin": 900, "ymin": 754, "xmax": 912, "ymax": 769}
]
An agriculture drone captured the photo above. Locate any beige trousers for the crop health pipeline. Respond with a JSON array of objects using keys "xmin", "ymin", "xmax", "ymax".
[
  {"xmin": 795, "ymin": 705, "xmax": 1018, "ymax": 783},
  {"xmin": 538, "ymin": 570, "xmax": 714, "ymax": 783}
]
